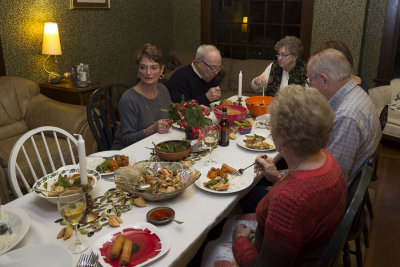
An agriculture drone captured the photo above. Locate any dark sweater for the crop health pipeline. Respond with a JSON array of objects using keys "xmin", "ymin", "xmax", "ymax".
[{"xmin": 167, "ymin": 64, "xmax": 218, "ymax": 106}]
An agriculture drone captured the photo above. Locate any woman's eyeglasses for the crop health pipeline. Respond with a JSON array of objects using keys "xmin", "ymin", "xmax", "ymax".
[{"xmin": 276, "ymin": 53, "xmax": 292, "ymax": 58}]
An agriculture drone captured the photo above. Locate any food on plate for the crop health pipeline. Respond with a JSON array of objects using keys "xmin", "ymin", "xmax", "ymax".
[
  {"xmin": 204, "ymin": 166, "xmax": 229, "ymax": 191},
  {"xmin": 57, "ymin": 226, "xmax": 73, "ymax": 240},
  {"xmin": 246, "ymin": 118, "xmax": 255, "ymax": 124},
  {"xmin": 221, "ymin": 163, "xmax": 237, "ymax": 174},
  {"xmin": 136, "ymin": 168, "xmax": 186, "ymax": 194},
  {"xmin": 220, "ymin": 99, "xmax": 233, "ymax": 105},
  {"xmin": 96, "ymin": 155, "xmax": 129, "ymax": 173},
  {"xmin": 229, "ymin": 132, "xmax": 237, "ymax": 139},
  {"xmin": 244, "ymin": 134, "xmax": 274, "ymax": 150},
  {"xmin": 154, "ymin": 140, "xmax": 190, "ymax": 153},
  {"xmin": 133, "ymin": 197, "xmax": 146, "ymax": 207},
  {"xmin": 110, "ymin": 234, "xmax": 125, "ymax": 260},
  {"xmin": 108, "ymin": 215, "xmax": 123, "ymax": 227},
  {"xmin": 46, "ymin": 173, "xmax": 94, "ymax": 197},
  {"xmin": 120, "ymin": 239, "xmax": 133, "ymax": 266}
]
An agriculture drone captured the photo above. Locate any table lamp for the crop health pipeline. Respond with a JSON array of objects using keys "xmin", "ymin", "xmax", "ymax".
[{"xmin": 42, "ymin": 22, "xmax": 62, "ymax": 83}]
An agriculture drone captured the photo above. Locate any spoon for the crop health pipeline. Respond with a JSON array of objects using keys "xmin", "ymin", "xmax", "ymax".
[
  {"xmin": 168, "ymin": 218, "xmax": 184, "ymax": 224},
  {"xmin": 0, "ymin": 202, "xmax": 8, "ymax": 235}
]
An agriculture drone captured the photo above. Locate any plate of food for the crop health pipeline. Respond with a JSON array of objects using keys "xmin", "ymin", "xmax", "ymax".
[
  {"xmin": 88, "ymin": 154, "xmax": 130, "ymax": 174},
  {"xmin": 32, "ymin": 166, "xmax": 101, "ymax": 204},
  {"xmin": 236, "ymin": 134, "xmax": 275, "ymax": 152},
  {"xmin": 194, "ymin": 164, "xmax": 253, "ymax": 194},
  {"xmin": 0, "ymin": 207, "xmax": 30, "ymax": 256},
  {"xmin": 93, "ymin": 223, "xmax": 169, "ymax": 267}
]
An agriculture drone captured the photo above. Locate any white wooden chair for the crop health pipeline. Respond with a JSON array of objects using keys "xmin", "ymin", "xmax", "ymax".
[{"xmin": 8, "ymin": 126, "xmax": 78, "ymax": 198}]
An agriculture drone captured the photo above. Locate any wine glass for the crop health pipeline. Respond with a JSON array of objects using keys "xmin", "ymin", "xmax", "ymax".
[
  {"xmin": 203, "ymin": 125, "xmax": 219, "ymax": 166},
  {"xmin": 57, "ymin": 189, "xmax": 88, "ymax": 254}
]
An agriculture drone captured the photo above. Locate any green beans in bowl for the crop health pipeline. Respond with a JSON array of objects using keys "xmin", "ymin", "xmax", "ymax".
[{"xmin": 154, "ymin": 140, "xmax": 191, "ymax": 161}]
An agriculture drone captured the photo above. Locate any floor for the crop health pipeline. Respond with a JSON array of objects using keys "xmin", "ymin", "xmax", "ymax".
[
  {"xmin": 188, "ymin": 139, "xmax": 400, "ymax": 267},
  {"xmin": 364, "ymin": 139, "xmax": 400, "ymax": 267}
]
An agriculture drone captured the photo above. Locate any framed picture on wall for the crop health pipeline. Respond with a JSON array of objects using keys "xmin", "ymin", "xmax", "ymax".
[{"xmin": 70, "ymin": 0, "xmax": 110, "ymax": 9}]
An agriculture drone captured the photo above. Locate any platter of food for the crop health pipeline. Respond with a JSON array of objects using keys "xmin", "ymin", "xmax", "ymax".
[
  {"xmin": 87, "ymin": 154, "xmax": 130, "ymax": 175},
  {"xmin": 114, "ymin": 161, "xmax": 201, "ymax": 201},
  {"xmin": 0, "ymin": 207, "xmax": 30, "ymax": 256},
  {"xmin": 194, "ymin": 164, "xmax": 253, "ymax": 194},
  {"xmin": 32, "ymin": 165, "xmax": 101, "ymax": 204},
  {"xmin": 236, "ymin": 134, "xmax": 275, "ymax": 152},
  {"xmin": 93, "ymin": 223, "xmax": 169, "ymax": 267},
  {"xmin": 0, "ymin": 244, "xmax": 72, "ymax": 267}
]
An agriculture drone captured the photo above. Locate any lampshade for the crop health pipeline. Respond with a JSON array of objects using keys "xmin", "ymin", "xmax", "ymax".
[{"xmin": 42, "ymin": 22, "xmax": 62, "ymax": 55}]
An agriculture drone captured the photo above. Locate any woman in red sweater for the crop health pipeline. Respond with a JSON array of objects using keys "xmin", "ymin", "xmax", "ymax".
[{"xmin": 232, "ymin": 85, "xmax": 347, "ymax": 266}]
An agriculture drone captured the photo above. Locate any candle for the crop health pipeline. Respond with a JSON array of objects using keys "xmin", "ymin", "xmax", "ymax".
[
  {"xmin": 238, "ymin": 71, "xmax": 243, "ymax": 98},
  {"xmin": 74, "ymin": 134, "xmax": 88, "ymax": 186}
]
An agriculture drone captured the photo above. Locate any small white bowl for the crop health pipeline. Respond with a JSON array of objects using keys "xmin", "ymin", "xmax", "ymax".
[
  {"xmin": 32, "ymin": 165, "xmax": 100, "ymax": 204},
  {"xmin": 255, "ymin": 114, "xmax": 270, "ymax": 129}
]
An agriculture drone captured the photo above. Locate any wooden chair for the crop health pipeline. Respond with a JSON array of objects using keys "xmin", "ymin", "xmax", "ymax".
[
  {"xmin": 8, "ymin": 126, "xmax": 78, "ymax": 198},
  {"xmin": 86, "ymin": 83, "xmax": 131, "ymax": 151},
  {"xmin": 317, "ymin": 164, "xmax": 373, "ymax": 267}
]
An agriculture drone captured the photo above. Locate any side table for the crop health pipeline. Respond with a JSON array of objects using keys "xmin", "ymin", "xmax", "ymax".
[{"xmin": 39, "ymin": 80, "xmax": 107, "ymax": 105}]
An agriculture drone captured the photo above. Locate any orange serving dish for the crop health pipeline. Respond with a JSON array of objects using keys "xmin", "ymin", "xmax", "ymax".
[{"xmin": 245, "ymin": 96, "xmax": 274, "ymax": 117}]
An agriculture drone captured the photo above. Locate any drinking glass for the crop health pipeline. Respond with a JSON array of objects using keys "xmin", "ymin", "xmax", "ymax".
[
  {"xmin": 203, "ymin": 125, "xmax": 219, "ymax": 166},
  {"xmin": 57, "ymin": 189, "xmax": 88, "ymax": 254}
]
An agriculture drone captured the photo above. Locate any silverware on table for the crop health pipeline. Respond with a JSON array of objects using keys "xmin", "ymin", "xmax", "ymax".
[
  {"xmin": 233, "ymin": 155, "xmax": 267, "ymax": 176},
  {"xmin": 77, "ymin": 252, "xmax": 98, "ymax": 267}
]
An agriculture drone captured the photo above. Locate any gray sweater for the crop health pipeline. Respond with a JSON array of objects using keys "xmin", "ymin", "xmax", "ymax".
[{"xmin": 112, "ymin": 83, "xmax": 171, "ymax": 149}]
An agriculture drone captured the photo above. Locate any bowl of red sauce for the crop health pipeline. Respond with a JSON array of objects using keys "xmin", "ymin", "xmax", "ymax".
[{"xmin": 146, "ymin": 207, "xmax": 175, "ymax": 225}]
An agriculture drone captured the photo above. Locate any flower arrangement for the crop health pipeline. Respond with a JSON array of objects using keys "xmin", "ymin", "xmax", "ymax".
[{"xmin": 168, "ymin": 99, "xmax": 213, "ymax": 139}]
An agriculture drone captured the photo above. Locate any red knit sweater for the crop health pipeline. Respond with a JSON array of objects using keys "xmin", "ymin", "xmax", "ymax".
[{"xmin": 232, "ymin": 150, "xmax": 347, "ymax": 267}]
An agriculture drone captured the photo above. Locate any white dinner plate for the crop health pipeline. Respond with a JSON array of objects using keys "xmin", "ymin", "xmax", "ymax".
[
  {"xmin": 87, "ymin": 153, "xmax": 134, "ymax": 176},
  {"xmin": 195, "ymin": 173, "xmax": 253, "ymax": 194},
  {"xmin": 0, "ymin": 207, "xmax": 30, "ymax": 256},
  {"xmin": 93, "ymin": 223, "xmax": 169, "ymax": 267},
  {"xmin": 0, "ymin": 244, "xmax": 72, "ymax": 267},
  {"xmin": 236, "ymin": 135, "xmax": 275, "ymax": 152}
]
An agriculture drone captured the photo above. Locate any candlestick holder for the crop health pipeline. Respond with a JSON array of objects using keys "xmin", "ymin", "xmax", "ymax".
[
  {"xmin": 80, "ymin": 185, "xmax": 98, "ymax": 223},
  {"xmin": 237, "ymin": 96, "xmax": 243, "ymax": 106}
]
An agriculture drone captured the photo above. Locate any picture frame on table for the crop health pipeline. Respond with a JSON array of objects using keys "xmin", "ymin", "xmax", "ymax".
[{"xmin": 70, "ymin": 0, "xmax": 110, "ymax": 9}]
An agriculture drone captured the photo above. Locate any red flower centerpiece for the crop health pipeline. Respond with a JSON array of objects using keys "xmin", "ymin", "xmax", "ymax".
[{"xmin": 168, "ymin": 99, "xmax": 213, "ymax": 140}]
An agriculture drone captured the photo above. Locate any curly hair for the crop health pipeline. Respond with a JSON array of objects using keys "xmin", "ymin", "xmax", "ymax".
[
  {"xmin": 268, "ymin": 84, "xmax": 334, "ymax": 156},
  {"xmin": 136, "ymin": 43, "xmax": 164, "ymax": 65},
  {"xmin": 313, "ymin": 40, "xmax": 353, "ymax": 67},
  {"xmin": 275, "ymin": 36, "xmax": 303, "ymax": 57}
]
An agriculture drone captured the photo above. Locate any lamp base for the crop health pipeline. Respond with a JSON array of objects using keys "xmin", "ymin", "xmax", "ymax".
[{"xmin": 48, "ymin": 72, "xmax": 61, "ymax": 83}]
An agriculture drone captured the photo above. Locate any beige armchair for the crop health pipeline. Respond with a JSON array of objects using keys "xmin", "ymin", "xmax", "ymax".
[
  {"xmin": 0, "ymin": 76, "xmax": 96, "ymax": 203},
  {"xmin": 369, "ymin": 79, "xmax": 400, "ymax": 140}
]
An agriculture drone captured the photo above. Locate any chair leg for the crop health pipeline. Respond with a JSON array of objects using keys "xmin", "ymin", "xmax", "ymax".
[
  {"xmin": 363, "ymin": 217, "xmax": 370, "ymax": 248},
  {"xmin": 355, "ymin": 237, "xmax": 363, "ymax": 267},
  {"xmin": 365, "ymin": 191, "xmax": 374, "ymax": 219},
  {"xmin": 343, "ymin": 242, "xmax": 352, "ymax": 267}
]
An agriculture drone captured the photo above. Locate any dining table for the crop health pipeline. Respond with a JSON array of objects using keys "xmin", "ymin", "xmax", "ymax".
[{"xmin": 3, "ymin": 104, "xmax": 280, "ymax": 267}]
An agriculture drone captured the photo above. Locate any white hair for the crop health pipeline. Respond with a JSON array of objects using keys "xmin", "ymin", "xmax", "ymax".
[
  {"xmin": 195, "ymin": 44, "xmax": 220, "ymax": 59},
  {"xmin": 308, "ymin": 48, "xmax": 351, "ymax": 81}
]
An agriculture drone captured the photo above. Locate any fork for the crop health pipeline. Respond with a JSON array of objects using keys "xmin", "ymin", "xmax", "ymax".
[
  {"xmin": 233, "ymin": 155, "xmax": 267, "ymax": 176},
  {"xmin": 77, "ymin": 252, "xmax": 98, "ymax": 267}
]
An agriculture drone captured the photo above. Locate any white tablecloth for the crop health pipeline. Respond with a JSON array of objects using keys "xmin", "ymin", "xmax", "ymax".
[{"xmin": 5, "ymin": 125, "xmax": 279, "ymax": 267}]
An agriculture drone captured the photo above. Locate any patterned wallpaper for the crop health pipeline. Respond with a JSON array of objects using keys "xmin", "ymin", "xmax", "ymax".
[
  {"xmin": 0, "ymin": 0, "xmax": 201, "ymax": 85},
  {"xmin": 0, "ymin": 0, "xmax": 386, "ymax": 88}
]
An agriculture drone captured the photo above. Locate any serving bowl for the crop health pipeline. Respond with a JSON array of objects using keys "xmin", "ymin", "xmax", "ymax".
[
  {"xmin": 114, "ymin": 161, "xmax": 201, "ymax": 201},
  {"xmin": 213, "ymin": 104, "xmax": 247, "ymax": 125},
  {"xmin": 32, "ymin": 165, "xmax": 101, "ymax": 204},
  {"xmin": 154, "ymin": 140, "xmax": 191, "ymax": 161},
  {"xmin": 245, "ymin": 96, "xmax": 274, "ymax": 117},
  {"xmin": 237, "ymin": 125, "xmax": 252, "ymax": 134},
  {"xmin": 146, "ymin": 207, "xmax": 175, "ymax": 225}
]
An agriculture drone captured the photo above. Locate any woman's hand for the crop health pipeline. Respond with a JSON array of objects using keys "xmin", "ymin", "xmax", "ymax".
[
  {"xmin": 254, "ymin": 154, "xmax": 281, "ymax": 183},
  {"xmin": 155, "ymin": 119, "xmax": 171, "ymax": 134},
  {"xmin": 254, "ymin": 75, "xmax": 267, "ymax": 88},
  {"xmin": 233, "ymin": 224, "xmax": 254, "ymax": 240}
]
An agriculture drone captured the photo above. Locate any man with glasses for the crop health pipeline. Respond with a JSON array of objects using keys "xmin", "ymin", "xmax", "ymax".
[
  {"xmin": 168, "ymin": 44, "xmax": 222, "ymax": 106},
  {"xmin": 307, "ymin": 48, "xmax": 381, "ymax": 184},
  {"xmin": 251, "ymin": 36, "xmax": 307, "ymax": 96}
]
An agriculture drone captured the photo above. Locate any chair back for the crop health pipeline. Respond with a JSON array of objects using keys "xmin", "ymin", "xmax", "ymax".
[
  {"xmin": 317, "ymin": 164, "xmax": 373, "ymax": 267},
  {"xmin": 86, "ymin": 83, "xmax": 131, "ymax": 151},
  {"xmin": 379, "ymin": 104, "xmax": 388, "ymax": 130},
  {"xmin": 8, "ymin": 126, "xmax": 78, "ymax": 198}
]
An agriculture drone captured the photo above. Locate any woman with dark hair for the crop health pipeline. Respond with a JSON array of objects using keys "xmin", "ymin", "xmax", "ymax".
[
  {"xmin": 112, "ymin": 43, "xmax": 171, "ymax": 149},
  {"xmin": 313, "ymin": 40, "xmax": 369, "ymax": 94},
  {"xmin": 251, "ymin": 36, "xmax": 307, "ymax": 96}
]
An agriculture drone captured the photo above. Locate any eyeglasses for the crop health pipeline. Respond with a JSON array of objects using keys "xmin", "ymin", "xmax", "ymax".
[
  {"xmin": 276, "ymin": 53, "xmax": 292, "ymax": 58},
  {"xmin": 199, "ymin": 58, "xmax": 222, "ymax": 72}
]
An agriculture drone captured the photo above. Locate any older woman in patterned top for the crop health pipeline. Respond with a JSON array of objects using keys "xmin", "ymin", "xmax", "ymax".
[{"xmin": 251, "ymin": 36, "xmax": 307, "ymax": 96}]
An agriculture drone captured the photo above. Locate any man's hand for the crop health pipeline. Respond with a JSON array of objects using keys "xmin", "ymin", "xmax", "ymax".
[
  {"xmin": 254, "ymin": 75, "xmax": 267, "ymax": 88},
  {"xmin": 206, "ymin": 86, "xmax": 221, "ymax": 102}
]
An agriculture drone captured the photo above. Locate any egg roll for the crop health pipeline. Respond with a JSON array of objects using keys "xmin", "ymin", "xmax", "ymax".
[
  {"xmin": 119, "ymin": 239, "xmax": 133, "ymax": 266},
  {"xmin": 110, "ymin": 234, "xmax": 125, "ymax": 260},
  {"xmin": 222, "ymin": 163, "xmax": 237, "ymax": 174}
]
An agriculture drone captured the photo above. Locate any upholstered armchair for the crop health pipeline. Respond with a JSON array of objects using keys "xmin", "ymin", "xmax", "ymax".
[{"xmin": 0, "ymin": 76, "xmax": 96, "ymax": 203}]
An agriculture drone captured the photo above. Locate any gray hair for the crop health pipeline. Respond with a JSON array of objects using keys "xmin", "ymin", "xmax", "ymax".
[
  {"xmin": 195, "ymin": 44, "xmax": 220, "ymax": 59},
  {"xmin": 308, "ymin": 48, "xmax": 351, "ymax": 82},
  {"xmin": 275, "ymin": 36, "xmax": 303, "ymax": 57},
  {"xmin": 269, "ymin": 84, "xmax": 334, "ymax": 156}
]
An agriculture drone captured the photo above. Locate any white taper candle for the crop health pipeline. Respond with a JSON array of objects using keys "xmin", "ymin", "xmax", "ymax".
[
  {"xmin": 74, "ymin": 134, "xmax": 88, "ymax": 186},
  {"xmin": 238, "ymin": 70, "xmax": 243, "ymax": 98}
]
